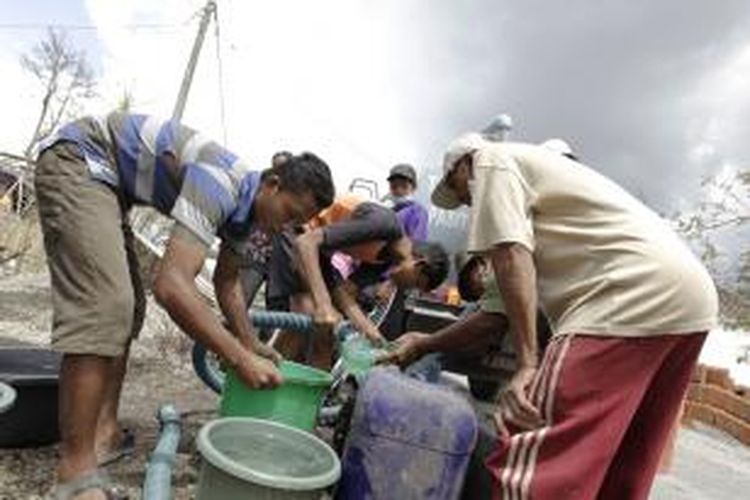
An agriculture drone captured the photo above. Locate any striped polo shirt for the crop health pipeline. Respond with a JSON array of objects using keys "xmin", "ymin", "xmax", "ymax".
[{"xmin": 41, "ymin": 112, "xmax": 260, "ymax": 247}]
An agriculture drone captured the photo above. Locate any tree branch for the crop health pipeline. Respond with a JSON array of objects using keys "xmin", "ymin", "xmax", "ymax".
[{"xmin": 20, "ymin": 27, "xmax": 96, "ymax": 161}]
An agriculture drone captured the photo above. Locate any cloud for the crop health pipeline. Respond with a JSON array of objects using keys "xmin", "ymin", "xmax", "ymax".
[
  {"xmin": 4, "ymin": 0, "xmax": 750, "ymax": 218},
  {"xmin": 684, "ymin": 42, "xmax": 750, "ymax": 170},
  {"xmin": 406, "ymin": 0, "xmax": 750, "ymax": 213},
  {"xmin": 0, "ymin": 55, "xmax": 41, "ymax": 153},
  {"xmin": 83, "ymin": 0, "xmax": 423, "ymax": 195}
]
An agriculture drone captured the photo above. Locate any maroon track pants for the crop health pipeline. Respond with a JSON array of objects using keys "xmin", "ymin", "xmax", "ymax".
[{"xmin": 486, "ymin": 331, "xmax": 707, "ymax": 500}]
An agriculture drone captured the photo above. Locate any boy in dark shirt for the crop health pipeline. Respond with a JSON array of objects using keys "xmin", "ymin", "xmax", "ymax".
[{"xmin": 269, "ymin": 194, "xmax": 449, "ymax": 368}]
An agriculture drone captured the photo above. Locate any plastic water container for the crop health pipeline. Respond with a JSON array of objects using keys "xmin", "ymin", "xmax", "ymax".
[
  {"xmin": 459, "ymin": 419, "xmax": 497, "ymax": 500},
  {"xmin": 336, "ymin": 367, "xmax": 478, "ymax": 500},
  {"xmin": 220, "ymin": 361, "xmax": 332, "ymax": 431},
  {"xmin": 340, "ymin": 337, "xmax": 392, "ymax": 378},
  {"xmin": 196, "ymin": 417, "xmax": 340, "ymax": 500}
]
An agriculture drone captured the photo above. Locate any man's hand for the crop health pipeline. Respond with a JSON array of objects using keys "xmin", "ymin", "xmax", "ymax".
[
  {"xmin": 361, "ymin": 324, "xmax": 387, "ymax": 347},
  {"xmin": 493, "ymin": 366, "xmax": 544, "ymax": 437},
  {"xmin": 313, "ymin": 305, "xmax": 342, "ymax": 336},
  {"xmin": 377, "ymin": 332, "xmax": 430, "ymax": 367},
  {"xmin": 234, "ymin": 351, "xmax": 283, "ymax": 389},
  {"xmin": 238, "ymin": 334, "xmax": 283, "ymax": 364}
]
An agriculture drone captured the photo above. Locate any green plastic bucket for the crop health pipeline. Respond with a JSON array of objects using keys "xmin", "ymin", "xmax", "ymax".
[
  {"xmin": 196, "ymin": 417, "xmax": 340, "ymax": 500},
  {"xmin": 220, "ymin": 361, "xmax": 333, "ymax": 431}
]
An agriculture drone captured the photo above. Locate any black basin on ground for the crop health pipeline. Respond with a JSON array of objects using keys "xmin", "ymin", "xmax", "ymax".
[{"xmin": 0, "ymin": 344, "xmax": 61, "ymax": 447}]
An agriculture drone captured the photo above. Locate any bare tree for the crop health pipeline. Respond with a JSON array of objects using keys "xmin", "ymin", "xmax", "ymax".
[
  {"xmin": 674, "ymin": 167, "xmax": 750, "ymax": 285},
  {"xmin": 21, "ymin": 27, "xmax": 96, "ymax": 160},
  {"xmin": 118, "ymin": 89, "xmax": 134, "ymax": 113}
]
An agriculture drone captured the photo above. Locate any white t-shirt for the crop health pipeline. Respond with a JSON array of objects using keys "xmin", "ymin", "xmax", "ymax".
[{"xmin": 470, "ymin": 142, "xmax": 718, "ymax": 338}]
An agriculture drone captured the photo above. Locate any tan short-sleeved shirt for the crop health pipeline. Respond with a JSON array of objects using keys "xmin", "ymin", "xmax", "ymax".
[{"xmin": 471, "ymin": 142, "xmax": 718, "ymax": 338}]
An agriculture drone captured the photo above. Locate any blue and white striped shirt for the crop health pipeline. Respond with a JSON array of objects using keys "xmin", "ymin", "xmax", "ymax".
[{"xmin": 42, "ymin": 112, "xmax": 260, "ymax": 247}]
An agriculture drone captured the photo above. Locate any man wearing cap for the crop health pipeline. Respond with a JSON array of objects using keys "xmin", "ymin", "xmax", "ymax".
[
  {"xmin": 426, "ymin": 133, "xmax": 717, "ymax": 499},
  {"xmin": 382, "ymin": 163, "xmax": 429, "ymax": 242},
  {"xmin": 366, "ymin": 164, "xmax": 430, "ymax": 336}
]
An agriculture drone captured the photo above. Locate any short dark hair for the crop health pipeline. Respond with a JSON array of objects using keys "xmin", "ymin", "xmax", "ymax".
[
  {"xmin": 413, "ymin": 241, "xmax": 450, "ymax": 291},
  {"xmin": 457, "ymin": 256, "xmax": 484, "ymax": 302},
  {"xmin": 262, "ymin": 152, "xmax": 335, "ymax": 210}
]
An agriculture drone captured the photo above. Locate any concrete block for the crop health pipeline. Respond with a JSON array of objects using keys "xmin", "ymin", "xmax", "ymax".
[
  {"xmin": 683, "ymin": 401, "xmax": 715, "ymax": 426},
  {"xmin": 714, "ymin": 409, "xmax": 750, "ymax": 446},
  {"xmin": 691, "ymin": 364, "xmax": 707, "ymax": 384},
  {"xmin": 705, "ymin": 366, "xmax": 733, "ymax": 390},
  {"xmin": 703, "ymin": 386, "xmax": 750, "ymax": 421},
  {"xmin": 686, "ymin": 383, "xmax": 704, "ymax": 403}
]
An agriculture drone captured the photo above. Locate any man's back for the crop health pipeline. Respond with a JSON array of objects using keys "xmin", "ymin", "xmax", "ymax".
[
  {"xmin": 468, "ymin": 142, "xmax": 718, "ymax": 337},
  {"xmin": 308, "ymin": 194, "xmax": 403, "ymax": 264},
  {"xmin": 46, "ymin": 112, "xmax": 258, "ymax": 246}
]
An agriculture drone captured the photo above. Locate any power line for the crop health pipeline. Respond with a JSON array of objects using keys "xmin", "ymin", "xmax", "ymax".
[
  {"xmin": 213, "ymin": 5, "xmax": 228, "ymax": 146},
  {"xmin": 0, "ymin": 23, "xmax": 183, "ymax": 32},
  {"xmin": 0, "ymin": 9, "xmax": 204, "ymax": 33}
]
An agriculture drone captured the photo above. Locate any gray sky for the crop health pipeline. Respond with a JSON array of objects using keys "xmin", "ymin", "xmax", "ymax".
[
  {"xmin": 400, "ymin": 0, "xmax": 750, "ymax": 214},
  {"xmin": 2, "ymin": 0, "xmax": 749, "ymax": 217}
]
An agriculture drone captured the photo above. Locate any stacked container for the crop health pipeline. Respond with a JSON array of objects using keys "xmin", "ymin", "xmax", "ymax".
[{"xmin": 337, "ymin": 367, "xmax": 478, "ymax": 500}]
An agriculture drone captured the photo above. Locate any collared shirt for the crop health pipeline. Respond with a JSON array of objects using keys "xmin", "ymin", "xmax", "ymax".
[
  {"xmin": 41, "ymin": 112, "xmax": 260, "ymax": 247},
  {"xmin": 471, "ymin": 142, "xmax": 718, "ymax": 338}
]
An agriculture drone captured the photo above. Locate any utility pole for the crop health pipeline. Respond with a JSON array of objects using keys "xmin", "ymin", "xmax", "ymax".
[{"xmin": 172, "ymin": 0, "xmax": 217, "ymax": 122}]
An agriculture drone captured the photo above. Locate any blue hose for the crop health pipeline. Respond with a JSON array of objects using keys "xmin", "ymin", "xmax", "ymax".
[
  {"xmin": 192, "ymin": 342, "xmax": 224, "ymax": 394},
  {"xmin": 142, "ymin": 405, "xmax": 181, "ymax": 500},
  {"xmin": 249, "ymin": 310, "xmax": 314, "ymax": 333},
  {"xmin": 250, "ymin": 310, "xmax": 357, "ymax": 341},
  {"xmin": 192, "ymin": 311, "xmax": 358, "ymax": 394}
]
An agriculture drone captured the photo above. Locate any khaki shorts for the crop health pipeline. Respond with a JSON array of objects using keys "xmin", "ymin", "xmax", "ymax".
[{"xmin": 34, "ymin": 142, "xmax": 145, "ymax": 357}]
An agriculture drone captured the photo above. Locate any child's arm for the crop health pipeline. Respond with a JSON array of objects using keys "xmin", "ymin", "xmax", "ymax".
[
  {"xmin": 296, "ymin": 203, "xmax": 403, "ymax": 333},
  {"xmin": 295, "ymin": 228, "xmax": 341, "ymax": 332},
  {"xmin": 332, "ymin": 285, "xmax": 386, "ymax": 344}
]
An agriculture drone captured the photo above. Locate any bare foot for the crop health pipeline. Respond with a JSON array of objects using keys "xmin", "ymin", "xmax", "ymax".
[
  {"xmin": 94, "ymin": 423, "xmax": 123, "ymax": 458},
  {"xmin": 95, "ymin": 424, "xmax": 134, "ymax": 465}
]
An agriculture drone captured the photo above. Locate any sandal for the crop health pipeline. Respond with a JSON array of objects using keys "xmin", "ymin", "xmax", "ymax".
[
  {"xmin": 52, "ymin": 470, "xmax": 129, "ymax": 500},
  {"xmin": 98, "ymin": 428, "xmax": 136, "ymax": 467}
]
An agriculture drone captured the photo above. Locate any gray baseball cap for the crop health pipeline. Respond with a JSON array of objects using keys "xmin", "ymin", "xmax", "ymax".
[{"xmin": 387, "ymin": 163, "xmax": 418, "ymax": 186}]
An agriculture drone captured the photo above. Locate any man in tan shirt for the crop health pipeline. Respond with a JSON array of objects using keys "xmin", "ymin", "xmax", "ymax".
[{"xmin": 402, "ymin": 132, "xmax": 716, "ymax": 499}]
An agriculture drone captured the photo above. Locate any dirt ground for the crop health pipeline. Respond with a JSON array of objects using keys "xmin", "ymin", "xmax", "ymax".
[
  {"xmin": 4, "ymin": 215, "xmax": 749, "ymax": 500},
  {"xmin": 0, "ymin": 270, "xmax": 221, "ymax": 499}
]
